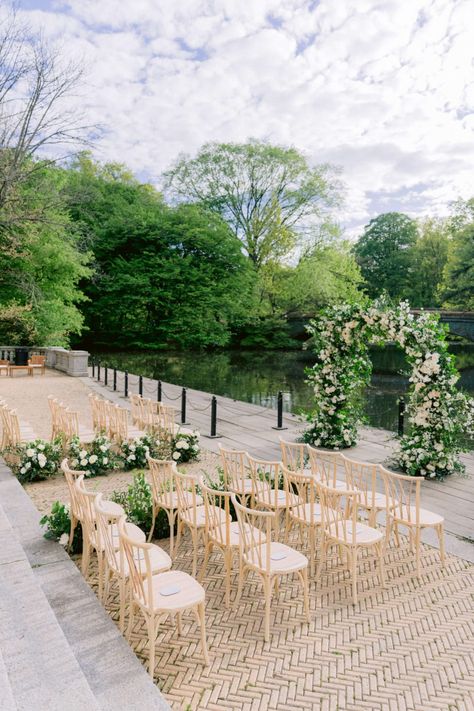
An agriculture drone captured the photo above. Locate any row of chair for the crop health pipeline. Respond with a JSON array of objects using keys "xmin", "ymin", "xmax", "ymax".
[
  {"xmin": 0, "ymin": 400, "xmax": 37, "ymax": 450},
  {"xmin": 48, "ymin": 396, "xmax": 96, "ymax": 444},
  {"xmin": 62, "ymin": 459, "xmax": 210, "ymax": 677},
  {"xmin": 130, "ymin": 394, "xmax": 193, "ymax": 438},
  {"xmin": 88, "ymin": 394, "xmax": 146, "ymax": 441}
]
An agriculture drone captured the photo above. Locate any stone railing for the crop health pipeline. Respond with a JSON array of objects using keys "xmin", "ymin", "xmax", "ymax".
[{"xmin": 0, "ymin": 346, "xmax": 89, "ymax": 377}]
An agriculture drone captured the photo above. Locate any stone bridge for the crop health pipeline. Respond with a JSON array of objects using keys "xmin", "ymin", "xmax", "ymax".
[{"xmin": 288, "ymin": 310, "xmax": 474, "ymax": 342}]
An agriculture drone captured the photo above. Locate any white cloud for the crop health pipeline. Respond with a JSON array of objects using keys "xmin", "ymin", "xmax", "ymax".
[{"xmin": 14, "ymin": 0, "xmax": 474, "ymax": 235}]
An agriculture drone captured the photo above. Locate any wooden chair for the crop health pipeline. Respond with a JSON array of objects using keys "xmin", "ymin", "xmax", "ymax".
[
  {"xmin": 232, "ymin": 495, "xmax": 310, "ymax": 642},
  {"xmin": 130, "ymin": 394, "xmax": 143, "ymax": 427},
  {"xmin": 147, "ymin": 458, "xmax": 203, "ymax": 556},
  {"xmin": 74, "ymin": 474, "xmax": 124, "ymax": 598},
  {"xmin": 199, "ymin": 478, "xmax": 253, "ymax": 608},
  {"xmin": 219, "ymin": 445, "xmax": 253, "ymax": 503},
  {"xmin": 111, "ymin": 404, "xmax": 146, "ymax": 442},
  {"xmin": 63, "ymin": 408, "xmax": 95, "ymax": 445},
  {"xmin": 342, "ymin": 454, "xmax": 391, "ymax": 527},
  {"xmin": 306, "ymin": 445, "xmax": 349, "ymax": 491},
  {"xmin": 281, "ymin": 464, "xmax": 321, "ymax": 575},
  {"xmin": 119, "ymin": 515, "xmax": 209, "ymax": 677},
  {"xmin": 95, "ymin": 494, "xmax": 171, "ymax": 631},
  {"xmin": 0, "ymin": 359, "xmax": 9, "ymax": 376},
  {"xmin": 48, "ymin": 396, "xmax": 62, "ymax": 440},
  {"xmin": 175, "ymin": 470, "xmax": 226, "ymax": 576},
  {"xmin": 316, "ymin": 481, "xmax": 385, "ymax": 605},
  {"xmin": 61, "ymin": 458, "xmax": 85, "ymax": 549},
  {"xmin": 379, "ymin": 465, "xmax": 445, "ymax": 577},
  {"xmin": 28, "ymin": 354, "xmax": 45, "ymax": 375},
  {"xmin": 247, "ymin": 454, "xmax": 301, "ymax": 538},
  {"xmin": 279, "ymin": 439, "xmax": 308, "ymax": 472},
  {"xmin": 3, "ymin": 408, "xmax": 37, "ymax": 447}
]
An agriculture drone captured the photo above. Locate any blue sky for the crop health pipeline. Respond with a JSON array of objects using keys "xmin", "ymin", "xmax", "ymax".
[{"xmin": 9, "ymin": 0, "xmax": 474, "ymax": 236}]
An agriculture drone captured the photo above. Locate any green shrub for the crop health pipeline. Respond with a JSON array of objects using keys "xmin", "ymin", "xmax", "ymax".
[
  {"xmin": 40, "ymin": 501, "xmax": 83, "ymax": 554},
  {"xmin": 171, "ymin": 432, "xmax": 200, "ymax": 464},
  {"xmin": 10, "ymin": 439, "xmax": 62, "ymax": 483},
  {"xmin": 110, "ymin": 471, "xmax": 172, "ymax": 539},
  {"xmin": 68, "ymin": 434, "xmax": 117, "ymax": 477}
]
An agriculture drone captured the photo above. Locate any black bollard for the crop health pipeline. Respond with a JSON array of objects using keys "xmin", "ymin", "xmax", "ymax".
[
  {"xmin": 92, "ymin": 360, "xmax": 95, "ymax": 378},
  {"xmin": 398, "ymin": 397, "xmax": 405, "ymax": 436},
  {"xmin": 204, "ymin": 396, "xmax": 222, "ymax": 438},
  {"xmin": 157, "ymin": 380, "xmax": 162, "ymax": 402},
  {"xmin": 113, "ymin": 368, "xmax": 117, "ymax": 391},
  {"xmin": 272, "ymin": 391, "xmax": 288, "ymax": 430},
  {"xmin": 97, "ymin": 361, "xmax": 101, "ymax": 381},
  {"xmin": 124, "ymin": 371, "xmax": 128, "ymax": 398},
  {"xmin": 181, "ymin": 387, "xmax": 190, "ymax": 425},
  {"xmin": 104, "ymin": 366, "xmax": 108, "ymax": 386},
  {"xmin": 139, "ymin": 375, "xmax": 143, "ymax": 397}
]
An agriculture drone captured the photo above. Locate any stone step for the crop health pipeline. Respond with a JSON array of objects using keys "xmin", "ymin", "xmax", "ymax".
[{"xmin": 0, "ymin": 461, "xmax": 170, "ymax": 711}]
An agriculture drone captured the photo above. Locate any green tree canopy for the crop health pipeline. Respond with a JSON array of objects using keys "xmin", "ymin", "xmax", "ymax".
[
  {"xmin": 163, "ymin": 140, "xmax": 342, "ymax": 268},
  {"xmin": 353, "ymin": 212, "xmax": 418, "ymax": 300},
  {"xmin": 407, "ymin": 219, "xmax": 450, "ymax": 307},
  {"xmin": 443, "ymin": 223, "xmax": 474, "ymax": 310}
]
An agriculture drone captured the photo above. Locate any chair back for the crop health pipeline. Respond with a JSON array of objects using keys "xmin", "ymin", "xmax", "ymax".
[
  {"xmin": 317, "ymin": 481, "xmax": 358, "ymax": 545},
  {"xmin": 175, "ymin": 469, "xmax": 201, "ymax": 525},
  {"xmin": 94, "ymin": 493, "xmax": 124, "ymax": 574},
  {"xmin": 379, "ymin": 465, "xmax": 423, "ymax": 526},
  {"xmin": 231, "ymin": 495, "xmax": 273, "ymax": 571},
  {"xmin": 113, "ymin": 405, "xmax": 130, "ymax": 441},
  {"xmin": 29, "ymin": 355, "xmax": 45, "ymax": 365},
  {"xmin": 95, "ymin": 398, "xmax": 108, "ymax": 433},
  {"xmin": 0, "ymin": 404, "xmax": 12, "ymax": 448},
  {"xmin": 7, "ymin": 410, "xmax": 21, "ymax": 446},
  {"xmin": 74, "ymin": 474, "xmax": 99, "ymax": 548},
  {"xmin": 342, "ymin": 454, "xmax": 379, "ymax": 510},
  {"xmin": 219, "ymin": 445, "xmax": 249, "ymax": 493},
  {"xmin": 307, "ymin": 445, "xmax": 341, "ymax": 487},
  {"xmin": 118, "ymin": 516, "xmax": 151, "ymax": 607},
  {"xmin": 130, "ymin": 394, "xmax": 143, "ymax": 427},
  {"xmin": 140, "ymin": 398, "xmax": 158, "ymax": 430},
  {"xmin": 247, "ymin": 454, "xmax": 282, "ymax": 507},
  {"xmin": 61, "ymin": 458, "xmax": 85, "ymax": 520},
  {"xmin": 281, "ymin": 464, "xmax": 318, "ymax": 527},
  {"xmin": 148, "ymin": 457, "xmax": 176, "ymax": 510},
  {"xmin": 64, "ymin": 409, "xmax": 80, "ymax": 440},
  {"xmin": 279, "ymin": 439, "xmax": 307, "ymax": 472},
  {"xmin": 200, "ymin": 478, "xmax": 232, "ymax": 547},
  {"xmin": 158, "ymin": 404, "xmax": 177, "ymax": 437}
]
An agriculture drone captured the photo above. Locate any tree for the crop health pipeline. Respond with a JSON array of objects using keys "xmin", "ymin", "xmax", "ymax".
[
  {"xmin": 407, "ymin": 219, "xmax": 450, "ymax": 307},
  {"xmin": 163, "ymin": 140, "xmax": 342, "ymax": 268},
  {"xmin": 353, "ymin": 212, "xmax": 418, "ymax": 300},
  {"xmin": 443, "ymin": 223, "xmax": 474, "ymax": 310}
]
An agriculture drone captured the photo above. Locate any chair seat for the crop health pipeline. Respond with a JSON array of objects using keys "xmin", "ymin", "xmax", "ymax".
[
  {"xmin": 290, "ymin": 501, "xmax": 322, "ymax": 525},
  {"xmin": 156, "ymin": 491, "xmax": 203, "ymax": 510},
  {"xmin": 393, "ymin": 506, "xmax": 444, "ymax": 527},
  {"xmin": 230, "ymin": 478, "xmax": 253, "ymax": 495},
  {"xmin": 328, "ymin": 521, "xmax": 384, "ymax": 545},
  {"xmin": 122, "ymin": 543, "xmax": 172, "ymax": 577},
  {"xmin": 211, "ymin": 520, "xmax": 266, "ymax": 547},
  {"xmin": 180, "ymin": 504, "xmax": 227, "ymax": 528},
  {"xmin": 246, "ymin": 542, "xmax": 308, "ymax": 574},
  {"xmin": 145, "ymin": 570, "xmax": 205, "ymax": 612},
  {"xmin": 255, "ymin": 489, "xmax": 301, "ymax": 509},
  {"xmin": 29, "ymin": 364, "xmax": 44, "ymax": 369}
]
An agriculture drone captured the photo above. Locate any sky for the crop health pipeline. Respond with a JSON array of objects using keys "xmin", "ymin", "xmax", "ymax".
[{"xmin": 9, "ymin": 0, "xmax": 474, "ymax": 236}]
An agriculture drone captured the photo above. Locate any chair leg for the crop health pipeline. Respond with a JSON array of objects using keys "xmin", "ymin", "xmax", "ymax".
[
  {"xmin": 147, "ymin": 504, "xmax": 157, "ymax": 542},
  {"xmin": 234, "ymin": 563, "xmax": 249, "ymax": 609},
  {"xmin": 176, "ymin": 611, "xmax": 182, "ymax": 636},
  {"xmin": 189, "ymin": 526, "xmax": 199, "ymax": 578},
  {"xmin": 224, "ymin": 549, "xmax": 232, "ymax": 608},
  {"xmin": 147, "ymin": 615, "xmax": 156, "ymax": 678},
  {"xmin": 315, "ymin": 536, "xmax": 327, "ymax": 581},
  {"xmin": 175, "ymin": 518, "xmax": 183, "ymax": 557},
  {"xmin": 168, "ymin": 509, "xmax": 176, "ymax": 559},
  {"xmin": 309, "ymin": 526, "xmax": 316, "ymax": 577},
  {"xmin": 264, "ymin": 576, "xmax": 272, "ymax": 643},
  {"xmin": 284, "ymin": 513, "xmax": 293, "ymax": 543},
  {"xmin": 81, "ymin": 539, "xmax": 92, "ymax": 577},
  {"xmin": 415, "ymin": 527, "xmax": 422, "ymax": 578},
  {"xmin": 127, "ymin": 597, "xmax": 136, "ymax": 640},
  {"xmin": 68, "ymin": 515, "xmax": 78, "ymax": 550},
  {"xmin": 350, "ymin": 549, "xmax": 358, "ymax": 605},
  {"xmin": 97, "ymin": 550, "xmax": 104, "ymax": 600},
  {"xmin": 119, "ymin": 576, "xmax": 126, "ymax": 633},
  {"xmin": 393, "ymin": 520, "xmax": 400, "ymax": 547},
  {"xmin": 199, "ymin": 541, "xmax": 213, "ymax": 583},
  {"xmin": 298, "ymin": 567, "xmax": 310, "ymax": 622},
  {"xmin": 377, "ymin": 542, "xmax": 386, "ymax": 588},
  {"xmin": 197, "ymin": 602, "xmax": 210, "ymax": 665},
  {"xmin": 437, "ymin": 524, "xmax": 445, "ymax": 568}
]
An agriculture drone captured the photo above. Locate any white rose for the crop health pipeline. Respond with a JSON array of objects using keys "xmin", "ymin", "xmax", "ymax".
[
  {"xmin": 59, "ymin": 533, "xmax": 69, "ymax": 547},
  {"xmin": 172, "ymin": 452, "xmax": 180, "ymax": 460},
  {"xmin": 80, "ymin": 459, "xmax": 88, "ymax": 466},
  {"xmin": 37, "ymin": 443, "xmax": 45, "ymax": 451},
  {"xmin": 181, "ymin": 442, "xmax": 189, "ymax": 450},
  {"xmin": 26, "ymin": 449, "xmax": 34, "ymax": 457},
  {"xmin": 103, "ymin": 457, "xmax": 108, "ymax": 465},
  {"xmin": 25, "ymin": 462, "xmax": 31, "ymax": 470},
  {"xmin": 80, "ymin": 450, "xmax": 87, "ymax": 459},
  {"xmin": 100, "ymin": 445, "xmax": 107, "ymax": 453},
  {"xmin": 89, "ymin": 455, "xmax": 98, "ymax": 464},
  {"xmin": 20, "ymin": 467, "xmax": 26, "ymax": 474}
]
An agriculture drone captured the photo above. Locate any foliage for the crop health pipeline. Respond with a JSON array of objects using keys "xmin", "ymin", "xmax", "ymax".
[
  {"xmin": 171, "ymin": 432, "xmax": 200, "ymax": 463},
  {"xmin": 0, "ymin": 303, "xmax": 38, "ymax": 345},
  {"xmin": 110, "ymin": 472, "xmax": 159, "ymax": 538},
  {"xmin": 120, "ymin": 435, "xmax": 154, "ymax": 470},
  {"xmin": 354, "ymin": 213, "xmax": 418, "ymax": 301},
  {"xmin": 304, "ymin": 298, "xmax": 474, "ymax": 479},
  {"xmin": 68, "ymin": 434, "xmax": 117, "ymax": 477},
  {"xmin": 237, "ymin": 316, "xmax": 296, "ymax": 349},
  {"xmin": 164, "ymin": 140, "xmax": 342, "ymax": 268},
  {"xmin": 407, "ymin": 219, "xmax": 449, "ymax": 307},
  {"xmin": 443, "ymin": 222, "xmax": 474, "ymax": 310},
  {"xmin": 9, "ymin": 439, "xmax": 63, "ymax": 483},
  {"xmin": 40, "ymin": 501, "xmax": 83, "ymax": 554}
]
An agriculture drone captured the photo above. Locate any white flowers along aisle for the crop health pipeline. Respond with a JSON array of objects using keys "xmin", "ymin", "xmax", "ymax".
[{"xmin": 303, "ymin": 299, "xmax": 474, "ymax": 479}]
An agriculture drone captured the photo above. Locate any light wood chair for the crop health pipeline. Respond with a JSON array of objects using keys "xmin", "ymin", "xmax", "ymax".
[
  {"xmin": 147, "ymin": 458, "xmax": 203, "ymax": 555},
  {"xmin": 379, "ymin": 465, "xmax": 445, "ymax": 577},
  {"xmin": 48, "ymin": 396, "xmax": 62, "ymax": 440},
  {"xmin": 119, "ymin": 515, "xmax": 210, "ymax": 677},
  {"xmin": 175, "ymin": 470, "xmax": 226, "ymax": 576},
  {"xmin": 232, "ymin": 495, "xmax": 310, "ymax": 642},
  {"xmin": 281, "ymin": 464, "xmax": 321, "ymax": 575},
  {"xmin": 61, "ymin": 458, "xmax": 86, "ymax": 549},
  {"xmin": 279, "ymin": 439, "xmax": 308, "ymax": 473},
  {"xmin": 3, "ymin": 408, "xmax": 37, "ymax": 447},
  {"xmin": 306, "ymin": 445, "xmax": 349, "ymax": 491},
  {"xmin": 111, "ymin": 404, "xmax": 146, "ymax": 442},
  {"xmin": 316, "ymin": 481, "xmax": 385, "ymax": 605},
  {"xmin": 219, "ymin": 445, "xmax": 253, "ymax": 503},
  {"xmin": 74, "ymin": 474, "xmax": 124, "ymax": 598},
  {"xmin": 28, "ymin": 354, "xmax": 45, "ymax": 375},
  {"xmin": 63, "ymin": 408, "xmax": 96, "ymax": 445},
  {"xmin": 247, "ymin": 454, "xmax": 301, "ymax": 538},
  {"xmin": 95, "ymin": 493, "xmax": 171, "ymax": 631},
  {"xmin": 129, "ymin": 394, "xmax": 143, "ymax": 427},
  {"xmin": 0, "ymin": 359, "xmax": 9, "ymax": 376},
  {"xmin": 342, "ymin": 454, "xmax": 392, "ymax": 527}
]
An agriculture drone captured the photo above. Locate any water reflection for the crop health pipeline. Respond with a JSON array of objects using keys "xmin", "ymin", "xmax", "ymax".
[{"xmin": 92, "ymin": 345, "xmax": 474, "ymax": 433}]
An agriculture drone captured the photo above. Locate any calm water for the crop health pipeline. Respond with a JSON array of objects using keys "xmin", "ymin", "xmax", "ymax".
[{"xmin": 91, "ymin": 345, "xmax": 474, "ymax": 433}]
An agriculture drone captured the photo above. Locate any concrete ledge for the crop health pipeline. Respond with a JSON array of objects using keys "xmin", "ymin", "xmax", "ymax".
[{"xmin": 0, "ymin": 461, "xmax": 170, "ymax": 711}]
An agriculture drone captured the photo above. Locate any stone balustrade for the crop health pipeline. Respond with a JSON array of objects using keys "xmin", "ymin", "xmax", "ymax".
[{"xmin": 0, "ymin": 346, "xmax": 89, "ymax": 377}]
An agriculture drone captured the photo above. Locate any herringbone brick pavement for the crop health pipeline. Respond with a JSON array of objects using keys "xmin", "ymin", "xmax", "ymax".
[{"xmin": 80, "ymin": 533, "xmax": 474, "ymax": 711}]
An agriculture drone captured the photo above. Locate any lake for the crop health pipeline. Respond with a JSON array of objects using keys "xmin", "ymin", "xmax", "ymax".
[{"xmin": 90, "ymin": 344, "xmax": 474, "ymax": 433}]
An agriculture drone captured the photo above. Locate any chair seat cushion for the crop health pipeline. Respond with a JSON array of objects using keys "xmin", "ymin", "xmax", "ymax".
[
  {"xmin": 328, "ymin": 521, "xmax": 384, "ymax": 545},
  {"xmin": 211, "ymin": 520, "xmax": 266, "ymax": 547},
  {"xmin": 157, "ymin": 491, "xmax": 203, "ymax": 510},
  {"xmin": 180, "ymin": 504, "xmax": 227, "ymax": 528},
  {"xmin": 394, "ymin": 505, "xmax": 444, "ymax": 526},
  {"xmin": 122, "ymin": 543, "xmax": 171, "ymax": 577},
  {"xmin": 290, "ymin": 501, "xmax": 322, "ymax": 525},
  {"xmin": 255, "ymin": 489, "xmax": 301, "ymax": 509},
  {"xmin": 246, "ymin": 542, "xmax": 308, "ymax": 573},
  {"xmin": 230, "ymin": 477, "xmax": 253, "ymax": 495},
  {"xmin": 147, "ymin": 570, "xmax": 205, "ymax": 611}
]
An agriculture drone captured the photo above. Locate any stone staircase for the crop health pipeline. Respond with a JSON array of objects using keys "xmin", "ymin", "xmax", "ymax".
[{"xmin": 0, "ymin": 461, "xmax": 170, "ymax": 711}]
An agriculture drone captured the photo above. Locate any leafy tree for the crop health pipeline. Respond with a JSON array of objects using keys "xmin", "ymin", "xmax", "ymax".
[
  {"xmin": 353, "ymin": 212, "xmax": 418, "ymax": 300},
  {"xmin": 0, "ymin": 303, "xmax": 38, "ymax": 345},
  {"xmin": 443, "ymin": 222, "xmax": 474, "ymax": 310},
  {"xmin": 163, "ymin": 140, "xmax": 342, "ymax": 268},
  {"xmin": 407, "ymin": 219, "xmax": 450, "ymax": 307}
]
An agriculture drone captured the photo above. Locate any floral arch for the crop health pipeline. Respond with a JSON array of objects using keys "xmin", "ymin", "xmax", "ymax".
[{"xmin": 303, "ymin": 299, "xmax": 474, "ymax": 479}]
